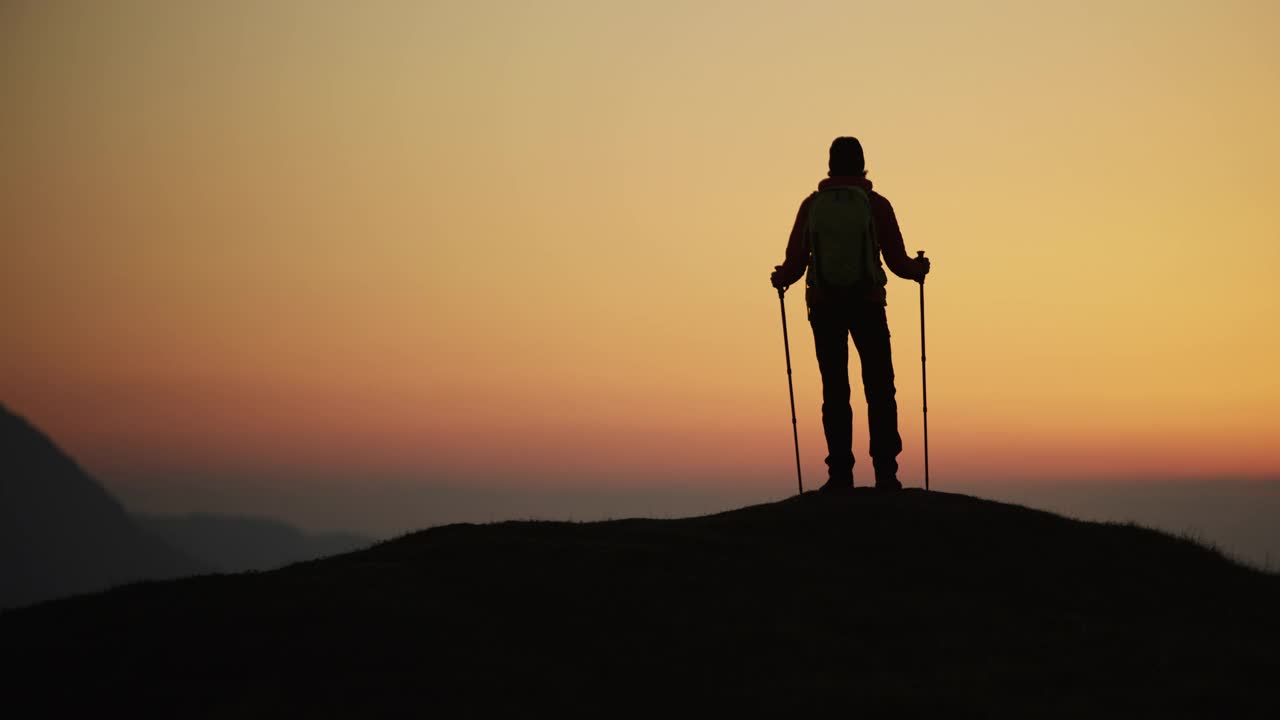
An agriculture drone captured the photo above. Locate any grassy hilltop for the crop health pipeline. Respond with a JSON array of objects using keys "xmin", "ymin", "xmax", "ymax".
[{"xmin": 4, "ymin": 489, "xmax": 1278, "ymax": 717}]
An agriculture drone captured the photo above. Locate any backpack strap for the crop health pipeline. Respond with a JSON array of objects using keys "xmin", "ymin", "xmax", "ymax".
[
  {"xmin": 804, "ymin": 191, "xmax": 824, "ymax": 284},
  {"xmin": 863, "ymin": 188, "xmax": 880, "ymax": 278}
]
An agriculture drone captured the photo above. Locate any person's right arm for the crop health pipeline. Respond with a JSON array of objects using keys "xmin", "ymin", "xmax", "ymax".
[{"xmin": 872, "ymin": 194, "xmax": 929, "ymax": 281}]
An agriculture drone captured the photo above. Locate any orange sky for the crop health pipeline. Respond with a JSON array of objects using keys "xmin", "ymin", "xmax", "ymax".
[{"xmin": 3, "ymin": 0, "xmax": 1278, "ymax": 504}]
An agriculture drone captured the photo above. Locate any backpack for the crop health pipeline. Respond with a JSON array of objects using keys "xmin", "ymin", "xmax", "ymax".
[{"xmin": 805, "ymin": 185, "xmax": 887, "ymax": 292}]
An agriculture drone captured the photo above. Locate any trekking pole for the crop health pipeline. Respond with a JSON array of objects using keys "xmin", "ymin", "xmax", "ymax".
[
  {"xmin": 916, "ymin": 251, "xmax": 930, "ymax": 491},
  {"xmin": 777, "ymin": 287, "xmax": 803, "ymax": 495}
]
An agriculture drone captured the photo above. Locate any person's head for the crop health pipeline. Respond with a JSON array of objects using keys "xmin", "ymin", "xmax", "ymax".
[{"xmin": 828, "ymin": 136, "xmax": 865, "ymax": 177}]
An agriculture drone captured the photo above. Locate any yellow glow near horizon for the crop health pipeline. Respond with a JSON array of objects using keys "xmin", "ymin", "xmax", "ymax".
[{"xmin": 3, "ymin": 1, "xmax": 1278, "ymax": 491}]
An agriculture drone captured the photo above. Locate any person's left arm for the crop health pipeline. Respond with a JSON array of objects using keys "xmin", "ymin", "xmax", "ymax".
[{"xmin": 771, "ymin": 195, "xmax": 814, "ymax": 289}]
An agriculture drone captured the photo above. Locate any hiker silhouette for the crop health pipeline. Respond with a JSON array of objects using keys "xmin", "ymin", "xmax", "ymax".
[{"xmin": 771, "ymin": 137, "xmax": 931, "ymax": 491}]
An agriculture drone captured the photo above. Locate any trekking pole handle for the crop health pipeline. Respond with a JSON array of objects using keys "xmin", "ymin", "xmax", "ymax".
[{"xmin": 916, "ymin": 251, "xmax": 927, "ymax": 283}]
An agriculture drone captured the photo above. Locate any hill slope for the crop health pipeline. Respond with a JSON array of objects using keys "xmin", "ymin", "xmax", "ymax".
[
  {"xmin": 4, "ymin": 490, "xmax": 1278, "ymax": 717},
  {"xmin": 0, "ymin": 405, "xmax": 204, "ymax": 608}
]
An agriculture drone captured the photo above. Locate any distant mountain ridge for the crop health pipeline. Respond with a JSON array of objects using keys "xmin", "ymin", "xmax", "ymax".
[
  {"xmin": 0, "ymin": 404, "xmax": 374, "ymax": 609},
  {"xmin": 4, "ymin": 488, "xmax": 1278, "ymax": 716},
  {"xmin": 0, "ymin": 404, "xmax": 203, "ymax": 609},
  {"xmin": 134, "ymin": 512, "xmax": 371, "ymax": 572}
]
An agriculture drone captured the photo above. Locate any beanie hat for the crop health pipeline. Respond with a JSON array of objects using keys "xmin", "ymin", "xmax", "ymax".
[{"xmin": 828, "ymin": 136, "xmax": 865, "ymax": 176}]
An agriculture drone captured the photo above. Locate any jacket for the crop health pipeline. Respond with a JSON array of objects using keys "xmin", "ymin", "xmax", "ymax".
[{"xmin": 775, "ymin": 175, "xmax": 923, "ymax": 304}]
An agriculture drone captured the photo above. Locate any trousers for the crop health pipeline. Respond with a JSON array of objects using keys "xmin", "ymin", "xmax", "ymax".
[{"xmin": 808, "ymin": 296, "xmax": 903, "ymax": 482}]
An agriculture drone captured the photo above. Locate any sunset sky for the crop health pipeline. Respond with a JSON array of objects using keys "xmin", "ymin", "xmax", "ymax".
[{"xmin": 3, "ymin": 1, "xmax": 1277, "ymax": 532}]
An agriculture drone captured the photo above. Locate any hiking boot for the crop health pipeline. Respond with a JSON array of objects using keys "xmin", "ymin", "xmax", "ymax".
[
  {"xmin": 818, "ymin": 477, "xmax": 854, "ymax": 493},
  {"xmin": 874, "ymin": 474, "xmax": 902, "ymax": 491}
]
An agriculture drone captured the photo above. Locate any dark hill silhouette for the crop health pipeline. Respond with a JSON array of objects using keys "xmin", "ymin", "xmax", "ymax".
[
  {"xmin": 133, "ymin": 512, "xmax": 373, "ymax": 572},
  {"xmin": 0, "ymin": 404, "xmax": 204, "ymax": 609},
  {"xmin": 4, "ymin": 491, "xmax": 1277, "ymax": 717}
]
